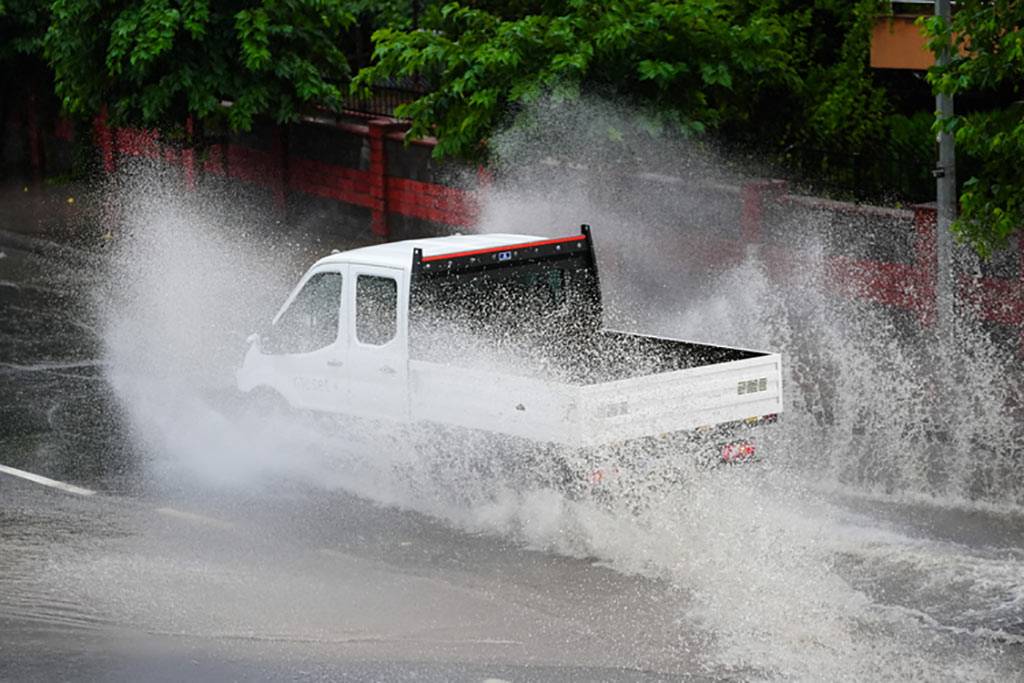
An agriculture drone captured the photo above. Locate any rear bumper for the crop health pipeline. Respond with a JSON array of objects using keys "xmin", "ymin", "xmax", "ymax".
[
  {"xmin": 562, "ymin": 413, "xmax": 782, "ymax": 489},
  {"xmin": 708, "ymin": 413, "xmax": 779, "ymax": 464}
]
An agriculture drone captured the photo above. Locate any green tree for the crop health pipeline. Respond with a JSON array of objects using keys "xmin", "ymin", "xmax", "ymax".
[
  {"xmin": 1, "ymin": 0, "xmax": 52, "ymax": 107},
  {"xmin": 354, "ymin": 0, "xmax": 801, "ymax": 160},
  {"xmin": 732, "ymin": 0, "xmax": 925, "ymax": 198},
  {"xmin": 354, "ymin": 0, "xmax": 932, "ymax": 202},
  {"xmin": 792, "ymin": 1, "xmax": 891, "ymax": 158},
  {"xmin": 923, "ymin": 0, "xmax": 1024, "ymax": 256},
  {"xmin": 0, "ymin": 0, "xmax": 49, "ymax": 63},
  {"xmin": 1, "ymin": 1, "xmax": 56, "ymax": 176},
  {"xmin": 44, "ymin": 0, "xmax": 356, "ymax": 136}
]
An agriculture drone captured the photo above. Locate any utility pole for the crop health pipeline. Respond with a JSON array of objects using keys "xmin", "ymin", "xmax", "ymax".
[{"xmin": 935, "ymin": 0, "xmax": 956, "ymax": 341}]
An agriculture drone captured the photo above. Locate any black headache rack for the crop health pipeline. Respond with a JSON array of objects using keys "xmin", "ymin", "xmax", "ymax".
[
  {"xmin": 407, "ymin": 225, "xmax": 604, "ymax": 359},
  {"xmin": 411, "ymin": 224, "xmax": 599, "ymax": 279}
]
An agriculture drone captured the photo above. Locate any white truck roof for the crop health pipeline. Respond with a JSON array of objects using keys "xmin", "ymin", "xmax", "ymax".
[{"xmin": 316, "ymin": 233, "xmax": 545, "ymax": 271}]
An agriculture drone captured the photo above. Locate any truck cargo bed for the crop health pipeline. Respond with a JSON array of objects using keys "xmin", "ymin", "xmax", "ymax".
[
  {"xmin": 552, "ymin": 330, "xmax": 763, "ymax": 384},
  {"xmin": 410, "ymin": 330, "xmax": 781, "ymax": 448},
  {"xmin": 411, "ymin": 328, "xmax": 765, "ymax": 384}
]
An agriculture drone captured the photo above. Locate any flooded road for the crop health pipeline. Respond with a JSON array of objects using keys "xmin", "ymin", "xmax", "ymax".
[
  {"xmin": 0, "ymin": 240, "xmax": 699, "ymax": 680},
  {"xmin": 2, "ymin": 229, "xmax": 1023, "ymax": 681},
  {"xmin": 1, "ymin": 472, "xmax": 700, "ymax": 681}
]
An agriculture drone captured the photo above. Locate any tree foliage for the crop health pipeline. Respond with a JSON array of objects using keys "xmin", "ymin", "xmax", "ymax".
[
  {"xmin": 923, "ymin": 0, "xmax": 1024, "ymax": 256},
  {"xmin": 0, "ymin": 0, "xmax": 942, "ymax": 215},
  {"xmin": 796, "ymin": 0, "xmax": 890, "ymax": 153},
  {"xmin": 0, "ymin": 0, "xmax": 49, "ymax": 63},
  {"xmin": 0, "ymin": 0, "xmax": 55, "ymax": 163},
  {"xmin": 354, "ymin": 0, "xmax": 802, "ymax": 159},
  {"xmin": 353, "ymin": 0, "xmax": 931, "ymax": 203},
  {"xmin": 44, "ymin": 0, "xmax": 355, "ymax": 135}
]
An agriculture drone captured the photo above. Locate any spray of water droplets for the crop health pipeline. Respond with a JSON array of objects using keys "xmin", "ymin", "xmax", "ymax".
[{"xmin": 97, "ymin": 99, "xmax": 1023, "ymax": 680}]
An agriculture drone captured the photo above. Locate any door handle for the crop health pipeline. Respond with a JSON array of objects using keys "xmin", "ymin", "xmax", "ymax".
[
  {"xmin": 379, "ymin": 365, "xmax": 396, "ymax": 375},
  {"xmin": 326, "ymin": 360, "xmax": 344, "ymax": 367}
]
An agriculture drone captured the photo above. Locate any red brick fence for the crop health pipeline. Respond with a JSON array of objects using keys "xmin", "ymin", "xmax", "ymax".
[
  {"xmin": 740, "ymin": 180, "xmax": 1024, "ymax": 342},
  {"xmin": 93, "ymin": 111, "xmax": 479, "ymax": 240},
  {"xmin": 8, "ymin": 106, "xmax": 1024, "ymax": 354}
]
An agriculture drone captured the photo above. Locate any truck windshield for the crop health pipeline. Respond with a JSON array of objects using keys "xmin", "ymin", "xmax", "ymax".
[{"xmin": 267, "ymin": 271, "xmax": 342, "ymax": 354}]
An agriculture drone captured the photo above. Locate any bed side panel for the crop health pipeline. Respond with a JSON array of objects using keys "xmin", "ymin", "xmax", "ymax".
[
  {"xmin": 577, "ymin": 354, "xmax": 783, "ymax": 446},
  {"xmin": 409, "ymin": 361, "xmax": 580, "ymax": 444}
]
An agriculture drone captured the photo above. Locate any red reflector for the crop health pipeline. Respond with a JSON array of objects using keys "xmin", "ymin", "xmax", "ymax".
[
  {"xmin": 588, "ymin": 466, "xmax": 621, "ymax": 485},
  {"xmin": 721, "ymin": 441, "xmax": 756, "ymax": 463}
]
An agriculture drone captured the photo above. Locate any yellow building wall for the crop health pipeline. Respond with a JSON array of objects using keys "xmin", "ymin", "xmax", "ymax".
[{"xmin": 871, "ymin": 15, "xmax": 934, "ymax": 70}]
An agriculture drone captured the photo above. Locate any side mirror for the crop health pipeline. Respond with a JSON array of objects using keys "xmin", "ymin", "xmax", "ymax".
[
  {"xmin": 249, "ymin": 328, "xmax": 275, "ymax": 354},
  {"xmin": 256, "ymin": 326, "xmax": 281, "ymax": 354}
]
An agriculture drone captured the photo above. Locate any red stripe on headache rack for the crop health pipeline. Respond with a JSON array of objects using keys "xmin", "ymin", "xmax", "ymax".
[{"xmin": 420, "ymin": 235, "xmax": 587, "ymax": 263}]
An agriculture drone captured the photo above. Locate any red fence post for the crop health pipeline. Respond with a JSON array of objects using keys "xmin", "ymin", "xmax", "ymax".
[
  {"xmin": 473, "ymin": 165, "xmax": 492, "ymax": 227},
  {"xmin": 367, "ymin": 118, "xmax": 397, "ymax": 239},
  {"xmin": 913, "ymin": 203, "xmax": 938, "ymax": 327},
  {"xmin": 271, "ymin": 124, "xmax": 288, "ymax": 210},
  {"xmin": 476, "ymin": 165, "xmax": 493, "ymax": 191},
  {"xmin": 1019, "ymin": 233, "xmax": 1024, "ymax": 357},
  {"xmin": 182, "ymin": 115, "xmax": 197, "ymax": 191},
  {"xmin": 740, "ymin": 179, "xmax": 787, "ymax": 257},
  {"xmin": 26, "ymin": 91, "xmax": 44, "ymax": 183},
  {"xmin": 94, "ymin": 107, "xmax": 116, "ymax": 175}
]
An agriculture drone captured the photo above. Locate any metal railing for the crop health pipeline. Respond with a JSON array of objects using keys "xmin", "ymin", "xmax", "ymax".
[{"xmin": 342, "ymin": 81, "xmax": 429, "ymax": 119}]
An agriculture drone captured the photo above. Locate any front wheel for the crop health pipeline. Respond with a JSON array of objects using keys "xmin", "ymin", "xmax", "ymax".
[{"xmin": 240, "ymin": 386, "xmax": 293, "ymax": 419}]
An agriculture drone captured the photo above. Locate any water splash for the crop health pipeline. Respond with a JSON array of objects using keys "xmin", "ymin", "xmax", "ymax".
[{"xmin": 96, "ymin": 101, "xmax": 1023, "ymax": 679}]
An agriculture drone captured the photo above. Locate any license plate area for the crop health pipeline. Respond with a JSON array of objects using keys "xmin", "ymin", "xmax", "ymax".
[{"xmin": 719, "ymin": 439, "xmax": 757, "ymax": 463}]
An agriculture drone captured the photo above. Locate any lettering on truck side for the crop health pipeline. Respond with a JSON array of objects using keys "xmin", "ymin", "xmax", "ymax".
[{"xmin": 293, "ymin": 375, "xmax": 336, "ymax": 392}]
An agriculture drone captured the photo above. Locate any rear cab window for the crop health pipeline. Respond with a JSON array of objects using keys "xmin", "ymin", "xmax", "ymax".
[{"xmin": 356, "ymin": 274, "xmax": 398, "ymax": 346}]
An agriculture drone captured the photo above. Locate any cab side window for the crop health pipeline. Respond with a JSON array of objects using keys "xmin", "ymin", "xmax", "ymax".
[
  {"xmin": 356, "ymin": 275, "xmax": 397, "ymax": 345},
  {"xmin": 268, "ymin": 272, "xmax": 342, "ymax": 354}
]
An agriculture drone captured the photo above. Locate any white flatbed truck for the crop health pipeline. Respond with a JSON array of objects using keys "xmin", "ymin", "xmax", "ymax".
[{"xmin": 238, "ymin": 226, "xmax": 782, "ymax": 485}]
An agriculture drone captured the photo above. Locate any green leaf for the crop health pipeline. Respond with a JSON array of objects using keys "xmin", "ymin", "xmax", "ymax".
[{"xmin": 42, "ymin": 0, "xmax": 355, "ymax": 135}]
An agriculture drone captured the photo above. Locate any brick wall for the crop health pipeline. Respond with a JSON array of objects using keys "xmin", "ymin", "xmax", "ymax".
[
  {"xmin": 94, "ymin": 113, "xmax": 477, "ymax": 239},
  {"xmin": 88, "ymin": 111, "xmax": 1024, "ymax": 353}
]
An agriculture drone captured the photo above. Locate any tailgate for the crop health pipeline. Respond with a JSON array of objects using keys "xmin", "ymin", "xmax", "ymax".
[{"xmin": 575, "ymin": 353, "xmax": 783, "ymax": 447}]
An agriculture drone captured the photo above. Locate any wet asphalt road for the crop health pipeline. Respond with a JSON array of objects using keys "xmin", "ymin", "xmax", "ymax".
[
  {"xmin": 3, "ymin": 233, "xmax": 1024, "ymax": 681},
  {"xmin": 0, "ymin": 474, "xmax": 701, "ymax": 682},
  {"xmin": 0, "ymin": 240, "xmax": 710, "ymax": 681}
]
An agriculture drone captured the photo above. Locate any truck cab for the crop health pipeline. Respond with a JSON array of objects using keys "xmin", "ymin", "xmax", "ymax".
[{"xmin": 240, "ymin": 232, "xmax": 563, "ymax": 421}]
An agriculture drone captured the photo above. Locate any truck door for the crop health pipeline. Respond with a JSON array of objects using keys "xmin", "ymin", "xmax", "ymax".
[
  {"xmin": 260, "ymin": 266, "xmax": 348, "ymax": 411},
  {"xmin": 346, "ymin": 265, "xmax": 408, "ymax": 421}
]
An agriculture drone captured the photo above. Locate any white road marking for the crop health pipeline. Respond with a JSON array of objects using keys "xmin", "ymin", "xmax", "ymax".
[
  {"xmin": 155, "ymin": 507, "xmax": 235, "ymax": 530},
  {"xmin": 0, "ymin": 464, "xmax": 96, "ymax": 496},
  {"xmin": 0, "ymin": 360, "xmax": 107, "ymax": 372},
  {"xmin": 0, "ymin": 465, "xmax": 237, "ymax": 530}
]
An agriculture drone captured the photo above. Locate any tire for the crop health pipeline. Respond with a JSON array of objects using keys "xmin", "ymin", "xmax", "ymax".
[{"xmin": 242, "ymin": 386, "xmax": 292, "ymax": 418}]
